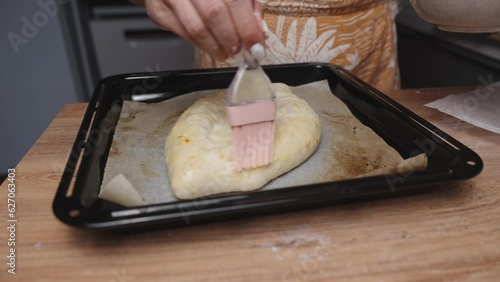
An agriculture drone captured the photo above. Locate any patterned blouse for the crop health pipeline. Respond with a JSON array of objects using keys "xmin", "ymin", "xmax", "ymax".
[{"xmin": 194, "ymin": 0, "xmax": 400, "ymax": 91}]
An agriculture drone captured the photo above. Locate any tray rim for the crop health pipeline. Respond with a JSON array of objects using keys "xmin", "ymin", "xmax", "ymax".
[{"xmin": 52, "ymin": 63, "xmax": 483, "ymax": 230}]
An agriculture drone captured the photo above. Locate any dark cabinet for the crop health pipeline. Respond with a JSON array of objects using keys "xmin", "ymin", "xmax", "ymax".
[{"xmin": 396, "ymin": 0, "xmax": 500, "ymax": 88}]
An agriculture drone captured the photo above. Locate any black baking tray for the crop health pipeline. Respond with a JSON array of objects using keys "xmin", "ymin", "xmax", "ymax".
[{"xmin": 53, "ymin": 63, "xmax": 483, "ymax": 230}]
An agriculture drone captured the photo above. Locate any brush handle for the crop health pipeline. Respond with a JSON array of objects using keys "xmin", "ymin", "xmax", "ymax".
[{"xmin": 242, "ymin": 49, "xmax": 259, "ymax": 70}]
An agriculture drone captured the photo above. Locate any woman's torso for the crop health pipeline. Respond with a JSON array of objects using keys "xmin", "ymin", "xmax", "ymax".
[
  {"xmin": 260, "ymin": 0, "xmax": 392, "ymax": 15},
  {"xmin": 195, "ymin": 0, "xmax": 400, "ymax": 91}
]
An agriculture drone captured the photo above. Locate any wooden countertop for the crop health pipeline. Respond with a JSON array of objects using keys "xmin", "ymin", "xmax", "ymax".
[{"xmin": 1, "ymin": 87, "xmax": 499, "ymax": 281}]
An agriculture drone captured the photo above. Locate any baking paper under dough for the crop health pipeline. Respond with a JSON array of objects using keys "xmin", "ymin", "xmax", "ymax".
[{"xmin": 101, "ymin": 80, "xmax": 427, "ymax": 205}]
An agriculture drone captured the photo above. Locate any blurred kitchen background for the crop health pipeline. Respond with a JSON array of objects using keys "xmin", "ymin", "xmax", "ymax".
[{"xmin": 1, "ymin": 0, "xmax": 500, "ymax": 181}]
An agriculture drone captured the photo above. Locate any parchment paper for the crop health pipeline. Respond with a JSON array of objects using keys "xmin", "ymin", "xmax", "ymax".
[
  {"xmin": 101, "ymin": 80, "xmax": 426, "ymax": 205},
  {"xmin": 425, "ymin": 81, "xmax": 500, "ymax": 134}
]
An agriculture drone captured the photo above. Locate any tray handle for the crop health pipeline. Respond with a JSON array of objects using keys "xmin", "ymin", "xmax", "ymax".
[{"xmin": 52, "ymin": 85, "xmax": 101, "ymax": 221}]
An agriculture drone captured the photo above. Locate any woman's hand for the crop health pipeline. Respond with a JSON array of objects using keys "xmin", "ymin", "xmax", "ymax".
[{"xmin": 142, "ymin": 0, "xmax": 265, "ymax": 61}]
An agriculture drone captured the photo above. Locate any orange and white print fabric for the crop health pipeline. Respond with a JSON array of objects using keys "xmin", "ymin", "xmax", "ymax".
[{"xmin": 194, "ymin": 0, "xmax": 400, "ymax": 91}]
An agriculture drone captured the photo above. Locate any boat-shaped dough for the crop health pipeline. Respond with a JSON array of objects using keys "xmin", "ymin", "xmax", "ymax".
[{"xmin": 165, "ymin": 83, "xmax": 321, "ymax": 199}]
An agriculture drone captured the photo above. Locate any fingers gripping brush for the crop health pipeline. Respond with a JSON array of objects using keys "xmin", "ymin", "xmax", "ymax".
[{"xmin": 226, "ymin": 44, "xmax": 276, "ymax": 172}]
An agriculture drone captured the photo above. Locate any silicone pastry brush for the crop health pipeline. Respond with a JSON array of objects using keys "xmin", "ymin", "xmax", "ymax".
[{"xmin": 226, "ymin": 44, "xmax": 276, "ymax": 171}]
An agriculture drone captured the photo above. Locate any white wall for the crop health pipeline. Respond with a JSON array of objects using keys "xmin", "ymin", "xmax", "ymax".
[{"xmin": 0, "ymin": 1, "xmax": 80, "ymax": 174}]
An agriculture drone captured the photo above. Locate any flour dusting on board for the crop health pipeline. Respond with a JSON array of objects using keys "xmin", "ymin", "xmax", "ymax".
[{"xmin": 252, "ymin": 227, "xmax": 332, "ymax": 262}]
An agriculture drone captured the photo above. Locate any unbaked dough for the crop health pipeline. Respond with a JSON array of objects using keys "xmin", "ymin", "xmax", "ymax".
[{"xmin": 165, "ymin": 83, "xmax": 321, "ymax": 199}]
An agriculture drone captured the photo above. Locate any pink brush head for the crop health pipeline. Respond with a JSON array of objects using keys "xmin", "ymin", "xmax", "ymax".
[{"xmin": 226, "ymin": 101, "xmax": 276, "ymax": 172}]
